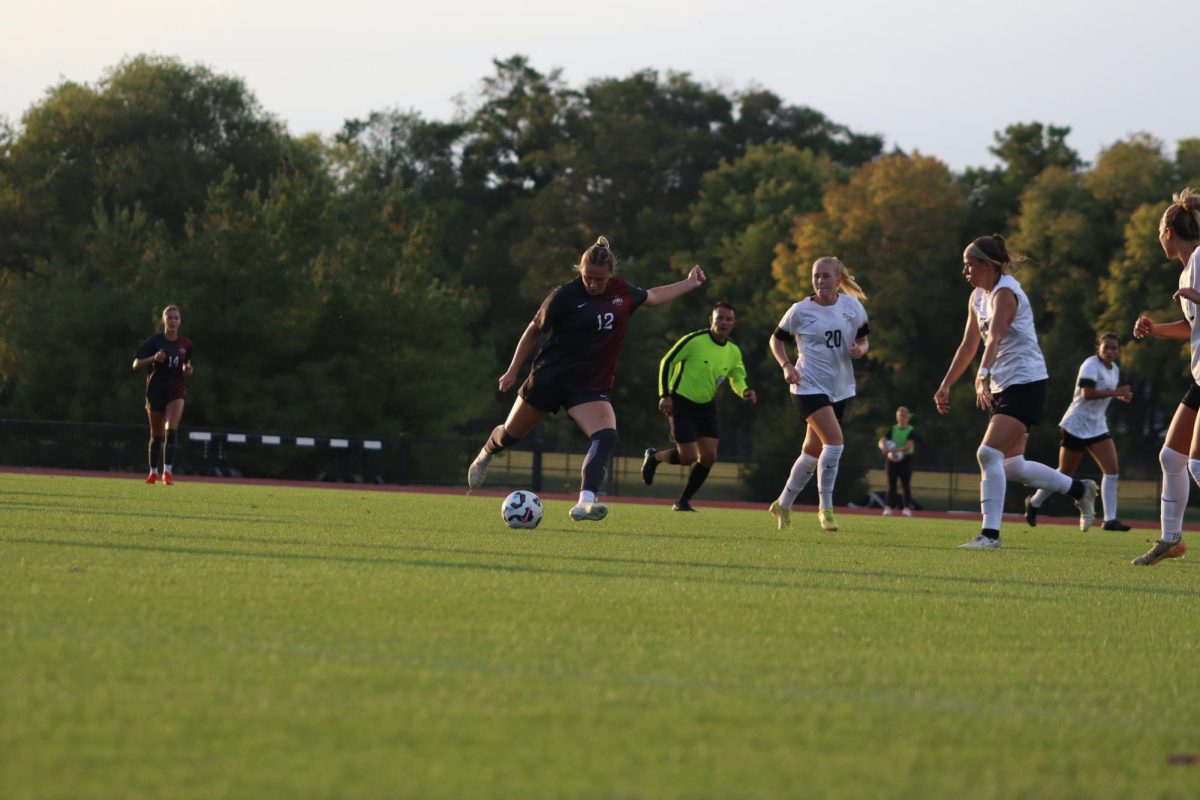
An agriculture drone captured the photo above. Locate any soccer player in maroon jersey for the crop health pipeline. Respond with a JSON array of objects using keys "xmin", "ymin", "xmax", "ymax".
[
  {"xmin": 132, "ymin": 305, "xmax": 194, "ymax": 485},
  {"xmin": 467, "ymin": 236, "xmax": 706, "ymax": 522}
]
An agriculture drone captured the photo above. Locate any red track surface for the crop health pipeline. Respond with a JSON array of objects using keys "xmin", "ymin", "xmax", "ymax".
[{"xmin": 1, "ymin": 465, "xmax": 1175, "ymax": 530}]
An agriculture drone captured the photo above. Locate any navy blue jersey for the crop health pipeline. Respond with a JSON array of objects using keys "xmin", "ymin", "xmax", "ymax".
[
  {"xmin": 530, "ymin": 276, "xmax": 648, "ymax": 391},
  {"xmin": 135, "ymin": 333, "xmax": 192, "ymax": 394}
]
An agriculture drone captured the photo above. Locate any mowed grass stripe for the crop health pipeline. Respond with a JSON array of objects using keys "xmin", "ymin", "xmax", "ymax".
[{"xmin": 2, "ymin": 473, "xmax": 1197, "ymax": 800}]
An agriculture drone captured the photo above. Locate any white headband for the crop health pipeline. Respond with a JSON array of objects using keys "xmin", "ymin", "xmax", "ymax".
[{"xmin": 965, "ymin": 242, "xmax": 1003, "ymax": 265}]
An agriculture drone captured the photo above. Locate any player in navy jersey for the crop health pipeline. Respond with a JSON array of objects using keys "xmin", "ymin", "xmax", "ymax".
[
  {"xmin": 132, "ymin": 305, "xmax": 193, "ymax": 485},
  {"xmin": 467, "ymin": 236, "xmax": 706, "ymax": 522}
]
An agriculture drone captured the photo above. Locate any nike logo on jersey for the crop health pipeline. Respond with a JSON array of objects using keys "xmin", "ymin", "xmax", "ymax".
[{"xmin": 577, "ymin": 302, "xmax": 588, "ymax": 308}]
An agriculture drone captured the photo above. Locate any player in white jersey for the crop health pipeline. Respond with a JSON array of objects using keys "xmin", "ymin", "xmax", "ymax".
[
  {"xmin": 1026, "ymin": 332, "xmax": 1133, "ymax": 530},
  {"xmin": 1129, "ymin": 187, "xmax": 1200, "ymax": 565},
  {"xmin": 767, "ymin": 257, "xmax": 869, "ymax": 533},
  {"xmin": 934, "ymin": 234, "xmax": 1098, "ymax": 549}
]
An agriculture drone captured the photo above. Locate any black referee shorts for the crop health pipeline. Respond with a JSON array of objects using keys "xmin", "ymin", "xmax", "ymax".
[{"xmin": 668, "ymin": 395, "xmax": 719, "ymax": 443}]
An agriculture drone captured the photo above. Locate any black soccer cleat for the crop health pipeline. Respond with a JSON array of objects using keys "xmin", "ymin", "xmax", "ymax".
[
  {"xmin": 1102, "ymin": 518, "xmax": 1132, "ymax": 532},
  {"xmin": 1024, "ymin": 496, "xmax": 1039, "ymax": 527},
  {"xmin": 672, "ymin": 501, "xmax": 696, "ymax": 512},
  {"xmin": 641, "ymin": 448, "xmax": 659, "ymax": 485}
]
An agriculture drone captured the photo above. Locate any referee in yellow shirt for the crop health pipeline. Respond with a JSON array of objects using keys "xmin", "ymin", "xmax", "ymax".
[{"xmin": 641, "ymin": 301, "xmax": 756, "ymax": 510}]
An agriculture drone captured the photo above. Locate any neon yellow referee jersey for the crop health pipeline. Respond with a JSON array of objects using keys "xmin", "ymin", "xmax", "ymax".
[{"xmin": 657, "ymin": 329, "xmax": 749, "ymax": 403}]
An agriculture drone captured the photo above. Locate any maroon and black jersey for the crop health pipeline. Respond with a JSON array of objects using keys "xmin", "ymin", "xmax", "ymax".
[
  {"xmin": 135, "ymin": 333, "xmax": 193, "ymax": 394},
  {"xmin": 529, "ymin": 276, "xmax": 649, "ymax": 391}
]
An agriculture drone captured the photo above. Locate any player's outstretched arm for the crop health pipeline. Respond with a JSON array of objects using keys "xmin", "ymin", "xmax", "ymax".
[{"xmin": 644, "ymin": 265, "xmax": 705, "ymax": 307}]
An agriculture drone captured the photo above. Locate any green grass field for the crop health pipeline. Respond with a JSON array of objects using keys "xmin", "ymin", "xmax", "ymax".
[{"xmin": 2, "ymin": 473, "xmax": 1197, "ymax": 799}]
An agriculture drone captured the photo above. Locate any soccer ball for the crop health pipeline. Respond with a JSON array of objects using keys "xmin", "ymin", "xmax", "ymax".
[
  {"xmin": 501, "ymin": 490, "xmax": 543, "ymax": 529},
  {"xmin": 881, "ymin": 438, "xmax": 904, "ymax": 462}
]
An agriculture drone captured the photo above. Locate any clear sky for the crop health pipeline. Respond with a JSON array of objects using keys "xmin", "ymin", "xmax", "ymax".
[{"xmin": 2, "ymin": 0, "xmax": 1188, "ymax": 171}]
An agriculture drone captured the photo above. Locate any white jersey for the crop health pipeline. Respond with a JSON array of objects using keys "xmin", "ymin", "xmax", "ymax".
[
  {"xmin": 777, "ymin": 294, "xmax": 869, "ymax": 402},
  {"xmin": 971, "ymin": 273, "xmax": 1048, "ymax": 392},
  {"xmin": 1059, "ymin": 355, "xmax": 1119, "ymax": 439},
  {"xmin": 1180, "ymin": 250, "xmax": 1200, "ymax": 383}
]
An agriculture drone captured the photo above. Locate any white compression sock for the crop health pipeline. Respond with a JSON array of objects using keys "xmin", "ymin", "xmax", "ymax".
[
  {"xmin": 1160, "ymin": 447, "xmax": 1188, "ymax": 543},
  {"xmin": 777, "ymin": 452, "xmax": 818, "ymax": 508},
  {"xmin": 1002, "ymin": 456, "xmax": 1072, "ymax": 494},
  {"xmin": 977, "ymin": 445, "xmax": 1006, "ymax": 531},
  {"xmin": 1029, "ymin": 488, "xmax": 1052, "ymax": 508},
  {"xmin": 817, "ymin": 444, "xmax": 844, "ymax": 510},
  {"xmin": 1101, "ymin": 474, "xmax": 1118, "ymax": 521},
  {"xmin": 578, "ymin": 490, "xmax": 596, "ymax": 505}
]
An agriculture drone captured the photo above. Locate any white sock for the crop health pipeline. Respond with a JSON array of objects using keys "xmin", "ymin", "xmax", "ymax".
[
  {"xmin": 1003, "ymin": 455, "xmax": 1071, "ymax": 494},
  {"xmin": 165, "ymin": 464, "xmax": 173, "ymax": 473},
  {"xmin": 1160, "ymin": 447, "xmax": 1187, "ymax": 543},
  {"xmin": 1101, "ymin": 474, "xmax": 1118, "ymax": 521},
  {"xmin": 777, "ymin": 452, "xmax": 818, "ymax": 508},
  {"xmin": 817, "ymin": 444, "xmax": 843, "ymax": 510},
  {"xmin": 578, "ymin": 490, "xmax": 596, "ymax": 505},
  {"xmin": 978, "ymin": 445, "xmax": 1005, "ymax": 530},
  {"xmin": 1029, "ymin": 488, "xmax": 1051, "ymax": 508}
]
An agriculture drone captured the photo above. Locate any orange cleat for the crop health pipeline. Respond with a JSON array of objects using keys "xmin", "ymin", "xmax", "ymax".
[
  {"xmin": 162, "ymin": 471, "xmax": 175, "ymax": 486},
  {"xmin": 145, "ymin": 472, "xmax": 159, "ymax": 485}
]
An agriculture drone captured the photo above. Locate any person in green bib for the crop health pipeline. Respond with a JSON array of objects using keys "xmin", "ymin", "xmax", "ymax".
[
  {"xmin": 879, "ymin": 406, "xmax": 918, "ymax": 515},
  {"xmin": 641, "ymin": 301, "xmax": 756, "ymax": 510}
]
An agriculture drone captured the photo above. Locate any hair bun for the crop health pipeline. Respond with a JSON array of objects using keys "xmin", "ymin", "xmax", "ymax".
[{"xmin": 595, "ymin": 235, "xmax": 610, "ymax": 249}]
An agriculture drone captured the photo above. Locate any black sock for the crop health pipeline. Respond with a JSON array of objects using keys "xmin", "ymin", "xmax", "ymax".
[
  {"xmin": 1066, "ymin": 480, "xmax": 1084, "ymax": 500},
  {"xmin": 581, "ymin": 428, "xmax": 618, "ymax": 493},
  {"xmin": 981, "ymin": 528, "xmax": 1000, "ymax": 540},
  {"xmin": 484, "ymin": 424, "xmax": 520, "ymax": 456},
  {"xmin": 164, "ymin": 430, "xmax": 177, "ymax": 471},
  {"xmin": 149, "ymin": 436, "xmax": 163, "ymax": 473},
  {"xmin": 678, "ymin": 463, "xmax": 711, "ymax": 503},
  {"xmin": 664, "ymin": 449, "xmax": 681, "ymax": 465}
]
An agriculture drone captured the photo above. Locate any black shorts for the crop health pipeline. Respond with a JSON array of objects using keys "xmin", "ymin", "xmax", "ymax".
[
  {"xmin": 990, "ymin": 379, "xmax": 1047, "ymax": 429},
  {"xmin": 1060, "ymin": 427, "xmax": 1112, "ymax": 452},
  {"xmin": 668, "ymin": 395, "xmax": 719, "ymax": 443},
  {"xmin": 145, "ymin": 382, "xmax": 186, "ymax": 413},
  {"xmin": 1182, "ymin": 383, "xmax": 1200, "ymax": 412},
  {"xmin": 519, "ymin": 370, "xmax": 611, "ymax": 414},
  {"xmin": 790, "ymin": 393, "xmax": 847, "ymax": 422}
]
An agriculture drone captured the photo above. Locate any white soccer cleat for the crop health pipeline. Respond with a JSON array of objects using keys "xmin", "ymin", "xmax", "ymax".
[
  {"xmin": 960, "ymin": 534, "xmax": 1002, "ymax": 549},
  {"xmin": 1076, "ymin": 479, "xmax": 1098, "ymax": 531},
  {"xmin": 768, "ymin": 501, "xmax": 790, "ymax": 530},
  {"xmin": 901, "ymin": 507, "xmax": 913, "ymax": 517},
  {"xmin": 882, "ymin": 506, "xmax": 893, "ymax": 516},
  {"xmin": 467, "ymin": 451, "xmax": 493, "ymax": 491},
  {"xmin": 568, "ymin": 502, "xmax": 608, "ymax": 522}
]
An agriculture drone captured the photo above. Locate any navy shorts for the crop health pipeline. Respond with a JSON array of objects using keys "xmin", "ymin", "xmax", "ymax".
[
  {"xmin": 145, "ymin": 382, "xmax": 186, "ymax": 413},
  {"xmin": 668, "ymin": 395, "xmax": 719, "ymax": 444},
  {"xmin": 519, "ymin": 371, "xmax": 611, "ymax": 414},
  {"xmin": 790, "ymin": 393, "xmax": 847, "ymax": 422},
  {"xmin": 1060, "ymin": 427, "xmax": 1112, "ymax": 452},
  {"xmin": 990, "ymin": 379, "xmax": 1047, "ymax": 429}
]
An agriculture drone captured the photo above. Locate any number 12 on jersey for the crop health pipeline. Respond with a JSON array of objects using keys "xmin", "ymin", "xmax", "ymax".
[{"xmin": 596, "ymin": 313, "xmax": 614, "ymax": 331}]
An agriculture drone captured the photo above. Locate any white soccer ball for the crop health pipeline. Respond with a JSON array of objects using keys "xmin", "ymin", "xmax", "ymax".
[
  {"xmin": 501, "ymin": 490, "xmax": 543, "ymax": 529},
  {"xmin": 881, "ymin": 438, "xmax": 904, "ymax": 462}
]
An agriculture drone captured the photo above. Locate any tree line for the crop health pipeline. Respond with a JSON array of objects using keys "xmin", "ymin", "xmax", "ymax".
[{"xmin": 1, "ymin": 54, "xmax": 1196, "ymax": 494}]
